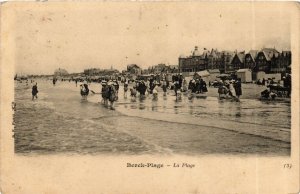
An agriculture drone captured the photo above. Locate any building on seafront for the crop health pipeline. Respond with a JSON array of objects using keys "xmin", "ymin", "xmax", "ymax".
[
  {"xmin": 148, "ymin": 64, "xmax": 179, "ymax": 75},
  {"xmin": 83, "ymin": 67, "xmax": 119, "ymax": 77},
  {"xmin": 178, "ymin": 46, "xmax": 291, "ymax": 80},
  {"xmin": 179, "ymin": 47, "xmax": 235, "ymax": 75},
  {"xmin": 54, "ymin": 68, "xmax": 69, "ymax": 76},
  {"xmin": 230, "ymin": 51, "xmax": 245, "ymax": 73},
  {"xmin": 220, "ymin": 50, "xmax": 235, "ymax": 74},
  {"xmin": 125, "ymin": 64, "xmax": 142, "ymax": 75},
  {"xmin": 254, "ymin": 48, "xmax": 291, "ymax": 74},
  {"xmin": 148, "ymin": 63, "xmax": 168, "ymax": 74},
  {"xmin": 178, "ymin": 46, "xmax": 208, "ymax": 74},
  {"xmin": 244, "ymin": 50, "xmax": 259, "ymax": 70}
]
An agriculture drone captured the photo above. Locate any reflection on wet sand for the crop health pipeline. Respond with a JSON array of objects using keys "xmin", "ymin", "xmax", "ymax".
[{"xmin": 14, "ymin": 80, "xmax": 290, "ymax": 155}]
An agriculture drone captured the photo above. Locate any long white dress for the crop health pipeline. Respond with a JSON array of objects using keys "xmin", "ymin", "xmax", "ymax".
[{"xmin": 229, "ymin": 83, "xmax": 236, "ymax": 97}]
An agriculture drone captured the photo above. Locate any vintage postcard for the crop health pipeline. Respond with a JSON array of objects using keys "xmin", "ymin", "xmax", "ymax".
[{"xmin": 0, "ymin": 1, "xmax": 299, "ymax": 194}]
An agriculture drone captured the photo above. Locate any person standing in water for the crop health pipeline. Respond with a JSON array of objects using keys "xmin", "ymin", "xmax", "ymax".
[
  {"xmin": 124, "ymin": 80, "xmax": 129, "ymax": 98},
  {"xmin": 229, "ymin": 80, "xmax": 238, "ymax": 101},
  {"xmin": 108, "ymin": 81, "xmax": 117, "ymax": 110},
  {"xmin": 149, "ymin": 78, "xmax": 155, "ymax": 94},
  {"xmin": 83, "ymin": 81, "xmax": 89, "ymax": 95},
  {"xmin": 80, "ymin": 81, "xmax": 89, "ymax": 100},
  {"xmin": 234, "ymin": 78, "xmax": 242, "ymax": 101},
  {"xmin": 138, "ymin": 80, "xmax": 147, "ymax": 99},
  {"xmin": 174, "ymin": 80, "xmax": 180, "ymax": 97},
  {"xmin": 162, "ymin": 79, "xmax": 167, "ymax": 96},
  {"xmin": 152, "ymin": 83, "xmax": 159, "ymax": 100},
  {"xmin": 182, "ymin": 79, "xmax": 188, "ymax": 92},
  {"xmin": 101, "ymin": 80, "xmax": 108, "ymax": 106},
  {"xmin": 32, "ymin": 83, "xmax": 38, "ymax": 100},
  {"xmin": 114, "ymin": 80, "xmax": 119, "ymax": 95}
]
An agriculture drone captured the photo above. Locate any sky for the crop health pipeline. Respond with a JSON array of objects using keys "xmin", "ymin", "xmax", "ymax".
[{"xmin": 13, "ymin": 2, "xmax": 292, "ymax": 75}]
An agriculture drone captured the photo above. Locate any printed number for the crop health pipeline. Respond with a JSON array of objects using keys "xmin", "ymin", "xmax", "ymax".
[{"xmin": 284, "ymin": 164, "xmax": 292, "ymax": 169}]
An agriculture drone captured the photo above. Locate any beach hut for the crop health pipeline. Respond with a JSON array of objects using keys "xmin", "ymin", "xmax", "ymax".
[
  {"xmin": 236, "ymin": 69, "xmax": 252, "ymax": 83},
  {"xmin": 256, "ymin": 71, "xmax": 281, "ymax": 82},
  {"xmin": 194, "ymin": 70, "xmax": 210, "ymax": 83}
]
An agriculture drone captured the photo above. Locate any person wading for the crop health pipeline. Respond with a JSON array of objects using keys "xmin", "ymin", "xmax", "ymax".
[
  {"xmin": 107, "ymin": 81, "xmax": 117, "ymax": 110},
  {"xmin": 162, "ymin": 79, "xmax": 167, "ymax": 96},
  {"xmin": 124, "ymin": 80, "xmax": 129, "ymax": 98},
  {"xmin": 229, "ymin": 80, "xmax": 238, "ymax": 101},
  {"xmin": 101, "ymin": 80, "xmax": 108, "ymax": 106},
  {"xmin": 234, "ymin": 78, "xmax": 242, "ymax": 101},
  {"xmin": 32, "ymin": 83, "xmax": 38, "ymax": 100},
  {"xmin": 138, "ymin": 80, "xmax": 147, "ymax": 100},
  {"xmin": 80, "ymin": 80, "xmax": 89, "ymax": 101}
]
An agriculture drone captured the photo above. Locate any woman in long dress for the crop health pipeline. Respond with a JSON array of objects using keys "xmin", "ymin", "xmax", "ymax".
[{"xmin": 229, "ymin": 80, "xmax": 238, "ymax": 101}]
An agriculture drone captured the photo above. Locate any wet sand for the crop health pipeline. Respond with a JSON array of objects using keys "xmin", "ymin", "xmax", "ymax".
[{"xmin": 14, "ymin": 80, "xmax": 290, "ymax": 155}]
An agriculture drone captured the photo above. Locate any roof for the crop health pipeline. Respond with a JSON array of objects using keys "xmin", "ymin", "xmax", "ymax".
[
  {"xmin": 221, "ymin": 50, "xmax": 235, "ymax": 55},
  {"xmin": 282, "ymin": 51, "xmax": 291, "ymax": 56},
  {"xmin": 128, "ymin": 64, "xmax": 140, "ymax": 68},
  {"xmin": 192, "ymin": 46, "xmax": 201, "ymax": 56},
  {"xmin": 237, "ymin": 68, "xmax": 251, "ymax": 73},
  {"xmin": 261, "ymin": 48, "xmax": 279, "ymax": 53},
  {"xmin": 202, "ymin": 49, "xmax": 211, "ymax": 58},
  {"xmin": 237, "ymin": 53, "xmax": 245, "ymax": 63},
  {"xmin": 248, "ymin": 50, "xmax": 258, "ymax": 60},
  {"xmin": 225, "ymin": 54, "xmax": 235, "ymax": 64},
  {"xmin": 194, "ymin": 70, "xmax": 210, "ymax": 77},
  {"xmin": 261, "ymin": 48, "xmax": 280, "ymax": 61},
  {"xmin": 209, "ymin": 49, "xmax": 220, "ymax": 58}
]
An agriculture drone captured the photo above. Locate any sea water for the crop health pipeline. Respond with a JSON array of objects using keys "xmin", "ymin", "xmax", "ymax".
[{"xmin": 13, "ymin": 80, "xmax": 290, "ymax": 155}]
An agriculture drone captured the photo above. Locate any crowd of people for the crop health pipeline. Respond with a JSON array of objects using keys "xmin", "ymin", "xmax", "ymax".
[
  {"xmin": 260, "ymin": 73, "xmax": 292, "ymax": 100},
  {"xmin": 77, "ymin": 74, "xmax": 210, "ymax": 109},
  {"xmin": 188, "ymin": 78, "xmax": 208, "ymax": 94},
  {"xmin": 27, "ymin": 73, "xmax": 292, "ymax": 105},
  {"xmin": 217, "ymin": 79, "xmax": 242, "ymax": 101}
]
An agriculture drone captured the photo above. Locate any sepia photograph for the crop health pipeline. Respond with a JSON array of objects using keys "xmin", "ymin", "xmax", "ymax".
[
  {"xmin": 12, "ymin": 2, "xmax": 292, "ymax": 156},
  {"xmin": 1, "ymin": 2, "xmax": 299, "ymax": 194}
]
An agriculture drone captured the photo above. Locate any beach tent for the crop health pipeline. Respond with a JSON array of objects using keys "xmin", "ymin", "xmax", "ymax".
[{"xmin": 236, "ymin": 69, "xmax": 252, "ymax": 83}]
